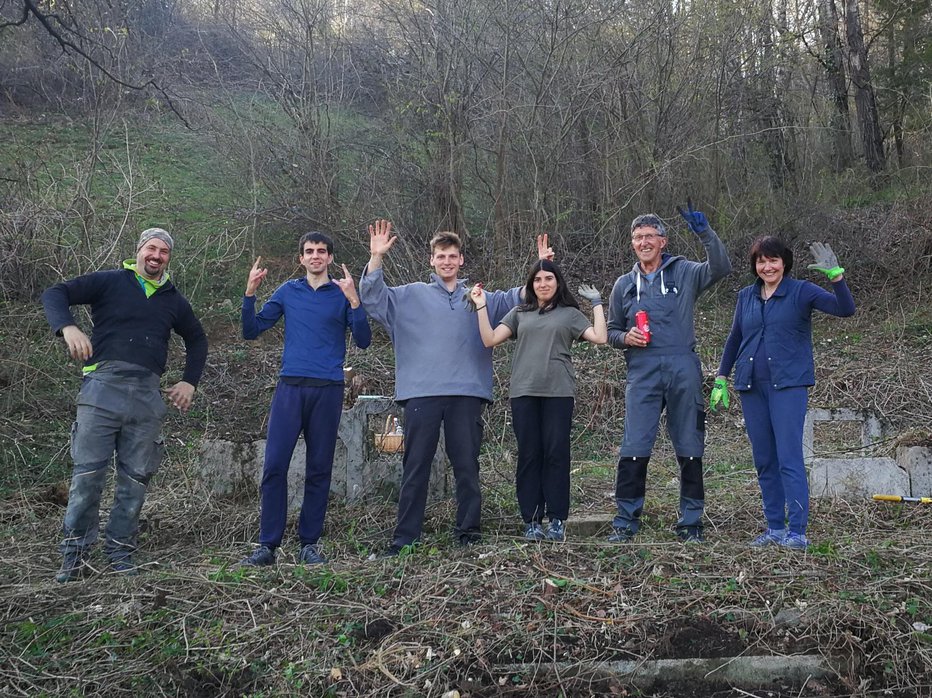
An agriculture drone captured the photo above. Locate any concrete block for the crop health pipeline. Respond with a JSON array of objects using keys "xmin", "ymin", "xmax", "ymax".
[
  {"xmin": 810, "ymin": 457, "xmax": 908, "ymax": 499},
  {"xmin": 194, "ymin": 396, "xmax": 450, "ymax": 513},
  {"xmin": 803, "ymin": 407, "xmax": 888, "ymax": 464},
  {"xmin": 897, "ymin": 446, "xmax": 932, "ymax": 496}
]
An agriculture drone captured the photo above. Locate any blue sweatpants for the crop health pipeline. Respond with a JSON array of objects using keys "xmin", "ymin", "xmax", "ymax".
[
  {"xmin": 739, "ymin": 382, "xmax": 809, "ymax": 534},
  {"xmin": 259, "ymin": 382, "xmax": 343, "ymax": 548}
]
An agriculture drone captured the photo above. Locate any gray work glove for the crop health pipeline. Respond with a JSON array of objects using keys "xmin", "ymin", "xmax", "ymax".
[
  {"xmin": 577, "ymin": 284, "xmax": 602, "ymax": 306},
  {"xmin": 807, "ymin": 242, "xmax": 845, "ymax": 281}
]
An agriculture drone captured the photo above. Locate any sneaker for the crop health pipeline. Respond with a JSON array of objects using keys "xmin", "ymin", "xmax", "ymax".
[
  {"xmin": 457, "ymin": 533, "xmax": 482, "ymax": 548},
  {"xmin": 524, "ymin": 522, "xmax": 545, "ymax": 541},
  {"xmin": 110, "ymin": 557, "xmax": 140, "ymax": 576},
  {"xmin": 298, "ymin": 544, "xmax": 326, "ymax": 565},
  {"xmin": 780, "ymin": 532, "xmax": 810, "ymax": 550},
  {"xmin": 239, "ymin": 545, "xmax": 276, "ymax": 567},
  {"xmin": 546, "ymin": 518, "xmax": 566, "ymax": 542},
  {"xmin": 368, "ymin": 543, "xmax": 408, "ymax": 561},
  {"xmin": 676, "ymin": 526, "xmax": 704, "ymax": 543},
  {"xmin": 607, "ymin": 526, "xmax": 636, "ymax": 543},
  {"xmin": 55, "ymin": 549, "xmax": 87, "ymax": 583},
  {"xmin": 750, "ymin": 528, "xmax": 786, "ymax": 547}
]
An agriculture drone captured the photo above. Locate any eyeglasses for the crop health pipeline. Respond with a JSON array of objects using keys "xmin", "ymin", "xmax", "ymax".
[{"xmin": 632, "ymin": 233, "xmax": 662, "ymax": 242}]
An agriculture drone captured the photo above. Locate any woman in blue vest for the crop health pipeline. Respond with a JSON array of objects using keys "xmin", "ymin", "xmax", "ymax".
[{"xmin": 712, "ymin": 237, "xmax": 855, "ymax": 549}]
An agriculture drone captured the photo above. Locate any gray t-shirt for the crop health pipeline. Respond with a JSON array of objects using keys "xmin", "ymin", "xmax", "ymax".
[{"xmin": 500, "ymin": 305, "xmax": 592, "ymax": 398}]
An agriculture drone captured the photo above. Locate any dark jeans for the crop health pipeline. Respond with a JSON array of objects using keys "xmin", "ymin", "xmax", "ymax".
[
  {"xmin": 510, "ymin": 396, "xmax": 574, "ymax": 523},
  {"xmin": 393, "ymin": 396, "xmax": 484, "ymax": 547},
  {"xmin": 259, "ymin": 382, "xmax": 344, "ymax": 547},
  {"xmin": 62, "ymin": 364, "xmax": 166, "ymax": 561}
]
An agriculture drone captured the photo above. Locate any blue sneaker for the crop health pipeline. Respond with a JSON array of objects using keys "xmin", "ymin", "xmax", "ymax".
[
  {"xmin": 780, "ymin": 532, "xmax": 810, "ymax": 550},
  {"xmin": 299, "ymin": 544, "xmax": 326, "ymax": 565},
  {"xmin": 750, "ymin": 528, "xmax": 786, "ymax": 547},
  {"xmin": 524, "ymin": 522, "xmax": 545, "ymax": 541},
  {"xmin": 239, "ymin": 545, "xmax": 276, "ymax": 567},
  {"xmin": 546, "ymin": 518, "xmax": 566, "ymax": 542}
]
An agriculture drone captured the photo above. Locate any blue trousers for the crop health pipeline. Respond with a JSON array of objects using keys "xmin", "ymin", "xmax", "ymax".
[
  {"xmin": 259, "ymin": 382, "xmax": 343, "ymax": 548},
  {"xmin": 739, "ymin": 382, "xmax": 809, "ymax": 534}
]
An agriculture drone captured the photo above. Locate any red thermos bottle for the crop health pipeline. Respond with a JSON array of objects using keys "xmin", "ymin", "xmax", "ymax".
[{"xmin": 635, "ymin": 310, "xmax": 651, "ymax": 343}]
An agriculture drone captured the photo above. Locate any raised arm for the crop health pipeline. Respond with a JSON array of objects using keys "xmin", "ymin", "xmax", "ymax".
[
  {"xmin": 676, "ymin": 198, "xmax": 731, "ymax": 291},
  {"xmin": 578, "ymin": 284, "xmax": 607, "ymax": 345},
  {"xmin": 469, "ymin": 284, "xmax": 513, "ymax": 347},
  {"xmin": 365, "ymin": 219, "xmax": 397, "ymax": 274},
  {"xmin": 335, "ymin": 263, "xmax": 372, "ymax": 349}
]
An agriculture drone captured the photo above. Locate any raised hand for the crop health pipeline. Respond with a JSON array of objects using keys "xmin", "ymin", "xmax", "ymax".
[
  {"xmin": 166, "ymin": 381, "xmax": 195, "ymax": 412},
  {"xmin": 537, "ymin": 233, "xmax": 555, "ymax": 261},
  {"xmin": 676, "ymin": 197, "xmax": 709, "ymax": 234},
  {"xmin": 369, "ymin": 219, "xmax": 397, "ymax": 258},
  {"xmin": 577, "ymin": 284, "xmax": 602, "ymax": 305},
  {"xmin": 807, "ymin": 242, "xmax": 845, "ymax": 281},
  {"xmin": 467, "ymin": 283, "xmax": 487, "ymax": 311},
  {"xmin": 245, "ymin": 256, "xmax": 268, "ymax": 296},
  {"xmin": 333, "ymin": 263, "xmax": 361, "ymax": 306},
  {"xmin": 62, "ymin": 325, "xmax": 93, "ymax": 361}
]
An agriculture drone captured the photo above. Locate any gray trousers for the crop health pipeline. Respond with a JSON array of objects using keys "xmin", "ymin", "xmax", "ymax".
[{"xmin": 61, "ymin": 363, "xmax": 166, "ymax": 561}]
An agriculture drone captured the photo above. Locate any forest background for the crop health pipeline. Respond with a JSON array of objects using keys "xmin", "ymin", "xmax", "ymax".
[{"xmin": 1, "ymin": 0, "xmax": 931, "ymax": 696}]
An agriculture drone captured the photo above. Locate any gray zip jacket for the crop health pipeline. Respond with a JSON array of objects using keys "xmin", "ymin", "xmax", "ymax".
[
  {"xmin": 360, "ymin": 268, "xmax": 521, "ymax": 401},
  {"xmin": 607, "ymin": 226, "xmax": 731, "ymax": 355}
]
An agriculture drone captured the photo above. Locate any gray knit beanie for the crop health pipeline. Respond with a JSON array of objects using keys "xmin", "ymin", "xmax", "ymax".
[{"xmin": 137, "ymin": 227, "xmax": 174, "ymax": 251}]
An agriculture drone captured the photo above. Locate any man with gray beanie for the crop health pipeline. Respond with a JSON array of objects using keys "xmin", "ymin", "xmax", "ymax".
[
  {"xmin": 42, "ymin": 227, "xmax": 207, "ymax": 581},
  {"xmin": 606, "ymin": 200, "xmax": 730, "ymax": 543}
]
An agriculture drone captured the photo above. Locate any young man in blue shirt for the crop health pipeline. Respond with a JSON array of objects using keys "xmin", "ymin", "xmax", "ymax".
[{"xmin": 239, "ymin": 232, "xmax": 371, "ymax": 566}]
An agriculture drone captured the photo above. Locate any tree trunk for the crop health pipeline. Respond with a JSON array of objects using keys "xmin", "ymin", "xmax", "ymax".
[
  {"xmin": 843, "ymin": 0, "xmax": 885, "ymax": 173},
  {"xmin": 818, "ymin": 0, "xmax": 853, "ymax": 171}
]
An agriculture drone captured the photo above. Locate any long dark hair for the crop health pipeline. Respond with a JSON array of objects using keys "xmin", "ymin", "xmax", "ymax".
[{"xmin": 519, "ymin": 260, "xmax": 580, "ymax": 313}]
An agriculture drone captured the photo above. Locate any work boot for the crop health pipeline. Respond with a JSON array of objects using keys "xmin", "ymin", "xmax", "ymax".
[
  {"xmin": 607, "ymin": 526, "xmax": 636, "ymax": 543},
  {"xmin": 55, "ymin": 549, "xmax": 87, "ymax": 583},
  {"xmin": 110, "ymin": 556, "xmax": 141, "ymax": 576}
]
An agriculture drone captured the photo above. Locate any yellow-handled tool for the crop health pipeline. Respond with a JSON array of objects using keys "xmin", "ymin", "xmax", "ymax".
[{"xmin": 873, "ymin": 494, "xmax": 932, "ymax": 505}]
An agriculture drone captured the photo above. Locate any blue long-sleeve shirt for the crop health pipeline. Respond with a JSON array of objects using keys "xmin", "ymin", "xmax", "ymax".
[
  {"xmin": 718, "ymin": 277, "xmax": 855, "ymax": 390},
  {"xmin": 242, "ymin": 278, "xmax": 370, "ymax": 381}
]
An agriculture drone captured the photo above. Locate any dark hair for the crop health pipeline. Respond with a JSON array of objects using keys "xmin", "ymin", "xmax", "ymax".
[
  {"xmin": 519, "ymin": 260, "xmax": 580, "ymax": 313},
  {"xmin": 429, "ymin": 231, "xmax": 462, "ymax": 254},
  {"xmin": 749, "ymin": 236, "xmax": 793, "ymax": 277},
  {"xmin": 298, "ymin": 231, "xmax": 334, "ymax": 255}
]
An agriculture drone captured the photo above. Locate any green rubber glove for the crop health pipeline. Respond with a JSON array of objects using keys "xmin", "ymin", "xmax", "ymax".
[
  {"xmin": 807, "ymin": 242, "xmax": 845, "ymax": 281},
  {"xmin": 710, "ymin": 377, "xmax": 730, "ymax": 412}
]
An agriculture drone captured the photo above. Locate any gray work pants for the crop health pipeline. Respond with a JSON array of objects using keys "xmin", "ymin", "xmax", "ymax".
[{"xmin": 61, "ymin": 363, "xmax": 166, "ymax": 561}]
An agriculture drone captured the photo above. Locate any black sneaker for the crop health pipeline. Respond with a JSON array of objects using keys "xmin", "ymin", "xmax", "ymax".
[
  {"xmin": 457, "ymin": 533, "xmax": 482, "ymax": 548},
  {"xmin": 55, "ymin": 549, "xmax": 87, "ymax": 583},
  {"xmin": 299, "ymin": 544, "xmax": 326, "ymax": 565},
  {"xmin": 607, "ymin": 526, "xmax": 636, "ymax": 543},
  {"xmin": 110, "ymin": 557, "xmax": 140, "ymax": 576},
  {"xmin": 239, "ymin": 545, "xmax": 276, "ymax": 567},
  {"xmin": 546, "ymin": 518, "xmax": 566, "ymax": 542},
  {"xmin": 676, "ymin": 526, "xmax": 704, "ymax": 543}
]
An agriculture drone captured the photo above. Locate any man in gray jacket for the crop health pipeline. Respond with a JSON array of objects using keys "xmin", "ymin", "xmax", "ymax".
[
  {"xmin": 606, "ymin": 201, "xmax": 731, "ymax": 543},
  {"xmin": 361, "ymin": 219, "xmax": 549, "ymax": 555}
]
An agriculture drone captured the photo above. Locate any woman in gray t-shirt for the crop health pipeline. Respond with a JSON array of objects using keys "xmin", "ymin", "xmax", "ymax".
[{"xmin": 469, "ymin": 260, "xmax": 607, "ymax": 542}]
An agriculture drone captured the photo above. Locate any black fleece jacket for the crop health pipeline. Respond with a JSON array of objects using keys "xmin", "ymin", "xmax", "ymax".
[{"xmin": 42, "ymin": 268, "xmax": 208, "ymax": 387}]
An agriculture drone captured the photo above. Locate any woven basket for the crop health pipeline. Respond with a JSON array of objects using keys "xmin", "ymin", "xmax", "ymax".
[{"xmin": 374, "ymin": 415, "xmax": 404, "ymax": 454}]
